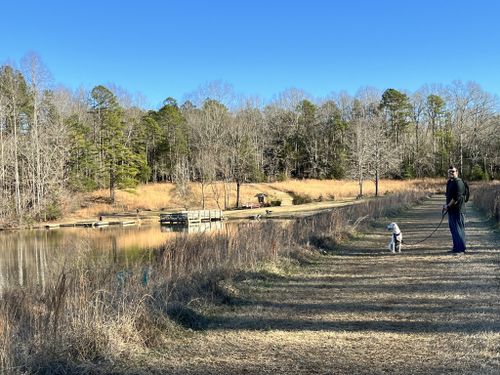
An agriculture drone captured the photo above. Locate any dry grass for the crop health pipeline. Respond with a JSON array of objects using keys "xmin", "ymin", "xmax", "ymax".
[
  {"xmin": 1, "ymin": 190, "xmax": 431, "ymax": 373},
  {"xmin": 470, "ymin": 181, "xmax": 500, "ymax": 224},
  {"xmin": 141, "ymin": 196, "xmax": 500, "ymax": 375},
  {"xmin": 268, "ymin": 178, "xmax": 437, "ymax": 200},
  {"xmin": 4, "ymin": 188, "xmax": 498, "ymax": 374},
  {"xmin": 69, "ymin": 178, "xmax": 441, "ymax": 219}
]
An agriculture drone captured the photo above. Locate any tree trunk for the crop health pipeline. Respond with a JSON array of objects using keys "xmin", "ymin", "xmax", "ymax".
[
  {"xmin": 459, "ymin": 132, "xmax": 464, "ymax": 175},
  {"xmin": 33, "ymin": 89, "xmax": 41, "ymax": 213},
  {"xmin": 358, "ymin": 166, "xmax": 363, "ymax": 198},
  {"xmin": 109, "ymin": 170, "xmax": 115, "ymax": 204},
  {"xmin": 236, "ymin": 180, "xmax": 241, "ymax": 208},
  {"xmin": 201, "ymin": 180, "xmax": 206, "ymax": 210},
  {"xmin": 12, "ymin": 112, "xmax": 22, "ymax": 221},
  {"xmin": 223, "ymin": 180, "xmax": 228, "ymax": 210}
]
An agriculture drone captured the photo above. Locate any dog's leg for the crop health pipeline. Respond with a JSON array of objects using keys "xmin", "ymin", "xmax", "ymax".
[{"xmin": 396, "ymin": 241, "xmax": 401, "ymax": 253}]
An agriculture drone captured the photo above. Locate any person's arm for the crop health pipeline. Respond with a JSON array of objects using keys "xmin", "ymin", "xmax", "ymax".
[
  {"xmin": 443, "ymin": 200, "xmax": 456, "ymax": 211},
  {"xmin": 446, "ymin": 198, "xmax": 457, "ymax": 209}
]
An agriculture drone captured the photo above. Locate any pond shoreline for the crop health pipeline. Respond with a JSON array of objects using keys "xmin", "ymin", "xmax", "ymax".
[{"xmin": 1, "ymin": 197, "xmax": 367, "ymax": 231}]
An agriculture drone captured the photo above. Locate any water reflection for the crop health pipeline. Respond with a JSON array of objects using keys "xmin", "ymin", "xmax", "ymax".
[
  {"xmin": 160, "ymin": 221, "xmax": 223, "ymax": 233},
  {"xmin": 0, "ymin": 221, "xmax": 227, "ymax": 291}
]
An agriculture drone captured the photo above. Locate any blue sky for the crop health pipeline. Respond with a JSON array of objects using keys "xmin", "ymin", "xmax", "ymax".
[{"xmin": 1, "ymin": 0, "xmax": 499, "ymax": 108}]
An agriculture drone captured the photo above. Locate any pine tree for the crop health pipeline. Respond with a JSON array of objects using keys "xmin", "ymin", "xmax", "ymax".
[{"xmin": 90, "ymin": 85, "xmax": 138, "ymax": 203}]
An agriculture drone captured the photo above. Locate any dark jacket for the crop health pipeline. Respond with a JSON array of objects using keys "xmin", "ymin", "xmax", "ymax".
[{"xmin": 446, "ymin": 177, "xmax": 466, "ymax": 213}]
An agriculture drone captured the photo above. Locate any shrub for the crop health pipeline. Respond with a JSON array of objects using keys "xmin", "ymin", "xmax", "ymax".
[
  {"xmin": 41, "ymin": 202, "xmax": 63, "ymax": 221},
  {"xmin": 277, "ymin": 172, "xmax": 288, "ymax": 182},
  {"xmin": 291, "ymin": 193, "xmax": 313, "ymax": 205},
  {"xmin": 471, "ymin": 165, "xmax": 490, "ymax": 181}
]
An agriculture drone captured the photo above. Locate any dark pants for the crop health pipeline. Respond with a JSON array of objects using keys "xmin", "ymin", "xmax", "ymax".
[{"xmin": 448, "ymin": 211, "xmax": 466, "ymax": 252}]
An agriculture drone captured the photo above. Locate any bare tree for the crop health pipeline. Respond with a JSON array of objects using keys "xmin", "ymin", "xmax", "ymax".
[
  {"xmin": 0, "ymin": 65, "xmax": 28, "ymax": 221},
  {"xmin": 22, "ymin": 52, "xmax": 53, "ymax": 215},
  {"xmin": 185, "ymin": 80, "xmax": 238, "ymax": 110},
  {"xmin": 348, "ymin": 88, "xmax": 397, "ymax": 197},
  {"xmin": 348, "ymin": 114, "xmax": 370, "ymax": 198},
  {"xmin": 446, "ymin": 81, "xmax": 497, "ymax": 175},
  {"xmin": 230, "ymin": 106, "xmax": 261, "ymax": 208},
  {"xmin": 0, "ymin": 95, "xmax": 7, "ymax": 219},
  {"xmin": 366, "ymin": 112, "xmax": 399, "ymax": 195},
  {"xmin": 186, "ymin": 98, "xmax": 230, "ymax": 209}
]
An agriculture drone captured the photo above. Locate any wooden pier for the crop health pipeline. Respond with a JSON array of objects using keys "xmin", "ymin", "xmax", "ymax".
[
  {"xmin": 44, "ymin": 220, "xmax": 137, "ymax": 229},
  {"xmin": 159, "ymin": 210, "xmax": 224, "ymax": 225}
]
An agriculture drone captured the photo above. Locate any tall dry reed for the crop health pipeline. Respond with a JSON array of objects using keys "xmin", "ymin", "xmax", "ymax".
[{"xmin": 470, "ymin": 182, "xmax": 500, "ymax": 224}]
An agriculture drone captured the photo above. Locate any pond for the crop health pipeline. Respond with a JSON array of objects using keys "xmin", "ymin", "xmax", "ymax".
[{"xmin": 0, "ymin": 221, "xmax": 227, "ymax": 291}]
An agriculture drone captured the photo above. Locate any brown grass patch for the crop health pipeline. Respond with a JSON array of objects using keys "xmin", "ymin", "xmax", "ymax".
[
  {"xmin": 3, "ymin": 189, "xmax": 455, "ymax": 373},
  {"xmin": 68, "ymin": 178, "xmax": 440, "ymax": 219},
  {"xmin": 470, "ymin": 181, "xmax": 500, "ymax": 224}
]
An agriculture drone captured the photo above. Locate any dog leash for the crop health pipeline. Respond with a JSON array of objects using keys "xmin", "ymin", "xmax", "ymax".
[{"xmin": 403, "ymin": 211, "xmax": 448, "ymax": 246}]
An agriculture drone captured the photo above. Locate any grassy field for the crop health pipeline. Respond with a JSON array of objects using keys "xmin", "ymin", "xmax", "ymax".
[
  {"xmin": 116, "ymin": 197, "xmax": 500, "ymax": 374},
  {"xmin": 1, "ymin": 190, "xmax": 432, "ymax": 373},
  {"xmin": 3, "ymin": 184, "xmax": 498, "ymax": 374},
  {"xmin": 68, "ymin": 178, "xmax": 441, "ymax": 219}
]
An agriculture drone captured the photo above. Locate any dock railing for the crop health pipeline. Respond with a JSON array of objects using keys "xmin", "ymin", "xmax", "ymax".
[{"xmin": 160, "ymin": 210, "xmax": 224, "ymax": 225}]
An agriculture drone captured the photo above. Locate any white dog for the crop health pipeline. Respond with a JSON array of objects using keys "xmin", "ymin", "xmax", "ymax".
[{"xmin": 386, "ymin": 222, "xmax": 403, "ymax": 253}]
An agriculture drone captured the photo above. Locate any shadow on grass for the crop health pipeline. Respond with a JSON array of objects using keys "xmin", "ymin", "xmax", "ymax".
[
  {"xmin": 207, "ymin": 316, "xmax": 500, "ymax": 334},
  {"xmin": 203, "ymin": 196, "xmax": 500, "ymax": 336},
  {"xmin": 234, "ymin": 270, "xmax": 287, "ymax": 283},
  {"xmin": 166, "ymin": 302, "xmax": 209, "ymax": 330}
]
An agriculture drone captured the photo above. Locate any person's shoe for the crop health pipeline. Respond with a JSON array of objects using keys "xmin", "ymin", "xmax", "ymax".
[{"xmin": 446, "ymin": 250, "xmax": 465, "ymax": 255}]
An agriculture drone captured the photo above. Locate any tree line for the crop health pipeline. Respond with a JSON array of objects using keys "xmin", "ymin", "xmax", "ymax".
[{"xmin": 0, "ymin": 54, "xmax": 498, "ymax": 222}]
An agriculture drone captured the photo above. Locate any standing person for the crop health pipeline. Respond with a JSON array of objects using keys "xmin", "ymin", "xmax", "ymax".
[{"xmin": 443, "ymin": 165, "xmax": 467, "ymax": 254}]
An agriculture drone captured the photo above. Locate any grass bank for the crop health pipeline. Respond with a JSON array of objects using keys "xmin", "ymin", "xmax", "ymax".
[{"xmin": 1, "ymin": 189, "xmax": 432, "ymax": 373}]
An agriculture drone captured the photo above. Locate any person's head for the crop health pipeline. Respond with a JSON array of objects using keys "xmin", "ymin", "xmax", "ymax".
[{"xmin": 448, "ymin": 165, "xmax": 459, "ymax": 178}]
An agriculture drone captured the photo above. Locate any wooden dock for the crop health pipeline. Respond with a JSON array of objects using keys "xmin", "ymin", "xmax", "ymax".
[
  {"xmin": 160, "ymin": 210, "xmax": 224, "ymax": 225},
  {"xmin": 44, "ymin": 220, "xmax": 137, "ymax": 229}
]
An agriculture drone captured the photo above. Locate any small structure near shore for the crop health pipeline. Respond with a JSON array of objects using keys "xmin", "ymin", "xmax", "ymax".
[
  {"xmin": 160, "ymin": 210, "xmax": 224, "ymax": 225},
  {"xmin": 255, "ymin": 193, "xmax": 268, "ymax": 206},
  {"xmin": 44, "ymin": 220, "xmax": 137, "ymax": 229}
]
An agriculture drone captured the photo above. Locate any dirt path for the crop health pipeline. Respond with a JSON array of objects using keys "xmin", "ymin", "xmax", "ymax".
[{"xmin": 141, "ymin": 195, "xmax": 500, "ymax": 374}]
